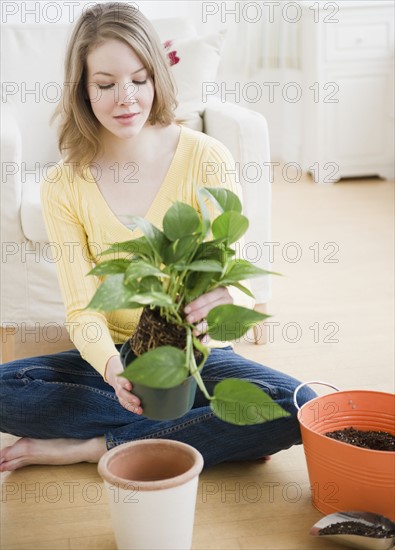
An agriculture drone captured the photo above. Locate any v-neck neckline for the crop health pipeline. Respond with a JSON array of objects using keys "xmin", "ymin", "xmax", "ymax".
[{"xmin": 85, "ymin": 124, "xmax": 184, "ymax": 235}]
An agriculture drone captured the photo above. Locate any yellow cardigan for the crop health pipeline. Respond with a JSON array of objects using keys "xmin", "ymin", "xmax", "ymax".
[{"xmin": 41, "ymin": 125, "xmax": 252, "ymax": 378}]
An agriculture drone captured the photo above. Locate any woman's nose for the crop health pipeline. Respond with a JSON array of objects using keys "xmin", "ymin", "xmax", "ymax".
[{"xmin": 117, "ymin": 81, "xmax": 139, "ymax": 105}]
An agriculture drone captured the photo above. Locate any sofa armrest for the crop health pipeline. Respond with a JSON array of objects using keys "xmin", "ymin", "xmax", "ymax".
[
  {"xmin": 1, "ymin": 103, "xmax": 28, "ymax": 326},
  {"xmin": 1, "ymin": 103, "xmax": 23, "ymax": 239},
  {"xmin": 203, "ymin": 99, "xmax": 272, "ymax": 304}
]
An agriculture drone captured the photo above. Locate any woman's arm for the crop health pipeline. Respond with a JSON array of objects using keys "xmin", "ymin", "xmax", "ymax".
[{"xmin": 40, "ymin": 165, "xmax": 121, "ymax": 378}]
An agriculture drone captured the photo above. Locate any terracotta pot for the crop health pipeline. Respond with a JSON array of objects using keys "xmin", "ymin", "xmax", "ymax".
[
  {"xmin": 98, "ymin": 439, "xmax": 204, "ymax": 550},
  {"xmin": 120, "ymin": 341, "xmax": 198, "ymax": 420},
  {"xmin": 294, "ymin": 382, "xmax": 395, "ymax": 520}
]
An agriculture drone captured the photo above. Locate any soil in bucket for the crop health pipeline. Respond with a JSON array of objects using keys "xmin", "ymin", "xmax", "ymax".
[{"xmin": 324, "ymin": 427, "xmax": 395, "ymax": 451}]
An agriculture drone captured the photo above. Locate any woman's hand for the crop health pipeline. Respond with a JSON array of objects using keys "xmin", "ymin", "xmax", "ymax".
[
  {"xmin": 105, "ymin": 355, "xmax": 143, "ymax": 415},
  {"xmin": 184, "ymin": 287, "xmax": 233, "ymax": 340}
]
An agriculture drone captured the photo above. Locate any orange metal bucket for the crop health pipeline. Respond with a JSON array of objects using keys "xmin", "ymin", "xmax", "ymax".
[{"xmin": 294, "ymin": 382, "xmax": 395, "ymax": 520}]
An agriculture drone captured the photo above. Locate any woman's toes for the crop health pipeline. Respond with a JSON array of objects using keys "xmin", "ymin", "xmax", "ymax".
[{"xmin": 0, "ymin": 458, "xmax": 23, "ymax": 472}]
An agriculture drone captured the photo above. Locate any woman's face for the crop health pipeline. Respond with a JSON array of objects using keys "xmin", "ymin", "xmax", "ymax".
[{"xmin": 86, "ymin": 39, "xmax": 155, "ymax": 140}]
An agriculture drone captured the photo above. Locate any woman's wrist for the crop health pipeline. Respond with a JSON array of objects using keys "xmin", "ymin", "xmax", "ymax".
[{"xmin": 104, "ymin": 355, "xmax": 123, "ymax": 386}]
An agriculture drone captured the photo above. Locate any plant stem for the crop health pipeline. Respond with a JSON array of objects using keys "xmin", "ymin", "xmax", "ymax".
[
  {"xmin": 186, "ymin": 327, "xmax": 212, "ymax": 401},
  {"xmin": 191, "ymin": 364, "xmax": 212, "ymax": 401}
]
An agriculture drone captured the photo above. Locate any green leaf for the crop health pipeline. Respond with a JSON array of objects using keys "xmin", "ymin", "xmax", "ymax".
[
  {"xmin": 138, "ymin": 276, "xmax": 163, "ymax": 294},
  {"xmin": 128, "ymin": 217, "xmax": 169, "ymax": 259},
  {"xmin": 88, "ymin": 259, "xmax": 131, "ymax": 276},
  {"xmin": 212, "ymin": 212, "xmax": 249, "ymax": 244},
  {"xmin": 121, "ymin": 346, "xmax": 189, "ymax": 389},
  {"xmin": 163, "ymin": 202, "xmax": 201, "ymax": 241},
  {"xmin": 86, "ymin": 274, "xmax": 141, "ymax": 311},
  {"xmin": 195, "ymin": 186, "xmax": 211, "ymax": 236},
  {"xmin": 185, "ymin": 270, "xmax": 221, "ymax": 301},
  {"xmin": 179, "ymin": 260, "xmax": 223, "ymax": 273},
  {"xmin": 229, "ymin": 282, "xmax": 255, "ymax": 299},
  {"xmin": 124, "ymin": 261, "xmax": 168, "ymax": 284},
  {"xmin": 101, "ymin": 237, "xmax": 154, "ymax": 261},
  {"xmin": 193, "ymin": 241, "xmax": 225, "ymax": 263},
  {"xmin": 211, "ymin": 379, "xmax": 290, "ymax": 425},
  {"xmin": 221, "ymin": 260, "xmax": 279, "ymax": 284},
  {"xmin": 131, "ymin": 292, "xmax": 174, "ymax": 307},
  {"xmin": 163, "ymin": 235, "xmax": 199, "ymax": 265},
  {"xmin": 207, "ymin": 304, "xmax": 268, "ymax": 341},
  {"xmin": 203, "ymin": 187, "xmax": 242, "ymax": 214}
]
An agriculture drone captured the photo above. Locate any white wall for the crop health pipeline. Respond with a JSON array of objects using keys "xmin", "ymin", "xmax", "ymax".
[
  {"xmin": 132, "ymin": 1, "xmax": 192, "ymax": 20},
  {"xmin": 183, "ymin": 2, "xmax": 304, "ymax": 161},
  {"xmin": 0, "ymin": 0, "xmax": 193, "ymax": 24}
]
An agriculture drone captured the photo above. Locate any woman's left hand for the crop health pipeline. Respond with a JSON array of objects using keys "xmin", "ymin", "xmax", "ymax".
[{"xmin": 184, "ymin": 287, "xmax": 233, "ymax": 341}]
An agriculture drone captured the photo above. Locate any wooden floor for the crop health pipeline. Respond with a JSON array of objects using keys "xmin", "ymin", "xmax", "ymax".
[{"xmin": 1, "ymin": 170, "xmax": 394, "ymax": 549}]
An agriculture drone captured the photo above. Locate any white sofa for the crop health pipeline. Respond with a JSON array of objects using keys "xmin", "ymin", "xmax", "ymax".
[{"xmin": 0, "ymin": 17, "xmax": 272, "ymax": 361}]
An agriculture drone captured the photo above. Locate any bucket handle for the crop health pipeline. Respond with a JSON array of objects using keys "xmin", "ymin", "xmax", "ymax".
[{"xmin": 293, "ymin": 380, "xmax": 341, "ymax": 411}]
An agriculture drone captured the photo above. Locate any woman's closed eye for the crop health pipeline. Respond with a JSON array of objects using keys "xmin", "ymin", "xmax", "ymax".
[
  {"xmin": 97, "ymin": 80, "xmax": 147, "ymax": 90},
  {"xmin": 97, "ymin": 84, "xmax": 114, "ymax": 90}
]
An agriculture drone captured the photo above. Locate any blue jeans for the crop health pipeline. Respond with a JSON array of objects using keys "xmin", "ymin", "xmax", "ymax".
[{"xmin": 0, "ymin": 346, "xmax": 315, "ymax": 467}]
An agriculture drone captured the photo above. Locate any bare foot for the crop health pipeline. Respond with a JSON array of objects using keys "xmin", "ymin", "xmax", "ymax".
[
  {"xmin": 0, "ymin": 436, "xmax": 107, "ymax": 471},
  {"xmin": 258, "ymin": 455, "xmax": 272, "ymax": 462}
]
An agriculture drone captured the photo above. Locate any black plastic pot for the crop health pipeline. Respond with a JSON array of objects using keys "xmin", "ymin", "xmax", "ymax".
[{"xmin": 119, "ymin": 341, "xmax": 197, "ymax": 420}]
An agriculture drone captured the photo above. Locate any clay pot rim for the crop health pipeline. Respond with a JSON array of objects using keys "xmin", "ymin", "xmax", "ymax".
[{"xmin": 98, "ymin": 439, "xmax": 204, "ymax": 491}]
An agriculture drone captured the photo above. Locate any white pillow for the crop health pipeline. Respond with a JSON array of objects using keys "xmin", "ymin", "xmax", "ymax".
[{"xmin": 163, "ymin": 32, "xmax": 226, "ymax": 131}]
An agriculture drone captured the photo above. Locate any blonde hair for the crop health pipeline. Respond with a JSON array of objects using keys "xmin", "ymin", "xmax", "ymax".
[{"xmin": 52, "ymin": 2, "xmax": 178, "ymax": 175}]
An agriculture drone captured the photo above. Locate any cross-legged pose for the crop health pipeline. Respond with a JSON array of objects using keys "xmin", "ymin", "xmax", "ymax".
[{"xmin": 0, "ymin": 3, "xmax": 315, "ymax": 472}]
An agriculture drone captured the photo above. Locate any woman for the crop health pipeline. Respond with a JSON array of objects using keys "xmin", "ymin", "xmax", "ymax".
[{"xmin": 0, "ymin": 3, "xmax": 315, "ymax": 471}]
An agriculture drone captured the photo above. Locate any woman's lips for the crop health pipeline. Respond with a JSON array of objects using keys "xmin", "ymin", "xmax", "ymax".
[{"xmin": 114, "ymin": 113, "xmax": 139, "ymax": 124}]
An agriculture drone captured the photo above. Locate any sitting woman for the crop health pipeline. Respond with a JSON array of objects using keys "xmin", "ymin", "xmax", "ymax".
[{"xmin": 0, "ymin": 2, "xmax": 315, "ymax": 471}]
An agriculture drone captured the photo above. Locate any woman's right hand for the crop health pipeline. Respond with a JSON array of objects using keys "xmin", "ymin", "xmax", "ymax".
[{"xmin": 105, "ymin": 355, "xmax": 143, "ymax": 415}]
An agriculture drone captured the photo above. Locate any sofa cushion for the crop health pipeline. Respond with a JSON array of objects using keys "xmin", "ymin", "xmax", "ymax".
[
  {"xmin": 21, "ymin": 176, "xmax": 49, "ymax": 243},
  {"xmin": 167, "ymin": 32, "xmax": 226, "ymax": 131}
]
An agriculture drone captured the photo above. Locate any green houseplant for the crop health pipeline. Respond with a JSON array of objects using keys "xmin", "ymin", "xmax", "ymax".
[{"xmin": 87, "ymin": 187, "xmax": 289, "ymax": 425}]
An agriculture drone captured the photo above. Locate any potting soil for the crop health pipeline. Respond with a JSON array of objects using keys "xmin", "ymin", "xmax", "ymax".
[
  {"xmin": 319, "ymin": 520, "xmax": 395, "ymax": 538},
  {"xmin": 324, "ymin": 427, "xmax": 395, "ymax": 451}
]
